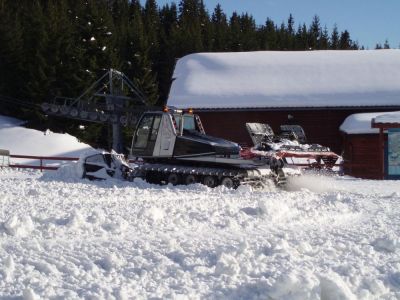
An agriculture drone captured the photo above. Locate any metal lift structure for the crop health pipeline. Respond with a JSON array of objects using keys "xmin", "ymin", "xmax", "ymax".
[{"xmin": 40, "ymin": 69, "xmax": 153, "ymax": 152}]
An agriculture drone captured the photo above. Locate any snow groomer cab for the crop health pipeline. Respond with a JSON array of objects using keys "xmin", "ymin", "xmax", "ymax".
[{"xmin": 130, "ymin": 107, "xmax": 240, "ymax": 162}]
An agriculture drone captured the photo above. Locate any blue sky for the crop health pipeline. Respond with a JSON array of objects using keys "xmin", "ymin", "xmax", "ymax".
[{"xmin": 148, "ymin": 0, "xmax": 399, "ymax": 49}]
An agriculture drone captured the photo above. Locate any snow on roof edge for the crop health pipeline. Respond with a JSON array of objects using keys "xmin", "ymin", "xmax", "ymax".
[
  {"xmin": 374, "ymin": 111, "xmax": 400, "ymax": 124},
  {"xmin": 340, "ymin": 111, "xmax": 400, "ymax": 134}
]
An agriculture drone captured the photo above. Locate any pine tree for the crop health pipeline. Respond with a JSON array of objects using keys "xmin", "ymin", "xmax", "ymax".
[
  {"xmin": 384, "ymin": 39, "xmax": 390, "ymax": 49},
  {"xmin": 211, "ymin": 4, "xmax": 229, "ymax": 51},
  {"xmin": 263, "ymin": 19, "xmax": 278, "ymax": 50},
  {"xmin": 175, "ymin": 0, "xmax": 204, "ymax": 55},
  {"xmin": 309, "ymin": 15, "xmax": 320, "ymax": 50},
  {"xmin": 330, "ymin": 24, "xmax": 339, "ymax": 49},
  {"xmin": 319, "ymin": 26, "xmax": 329, "ymax": 50},
  {"xmin": 228, "ymin": 12, "xmax": 242, "ymax": 51},
  {"xmin": 276, "ymin": 22, "xmax": 287, "ymax": 50},
  {"xmin": 21, "ymin": 1, "xmax": 50, "ymax": 104},
  {"xmin": 286, "ymin": 14, "xmax": 295, "ymax": 50},
  {"xmin": 158, "ymin": 3, "xmax": 179, "ymax": 104},
  {"xmin": 287, "ymin": 14, "xmax": 294, "ymax": 35},
  {"xmin": 45, "ymin": 0, "xmax": 87, "ymax": 98},
  {"xmin": 339, "ymin": 30, "xmax": 352, "ymax": 49},
  {"xmin": 239, "ymin": 13, "xmax": 258, "ymax": 50},
  {"xmin": 126, "ymin": 0, "xmax": 158, "ymax": 104},
  {"xmin": 198, "ymin": 0, "xmax": 213, "ymax": 51},
  {"xmin": 143, "ymin": 0, "xmax": 160, "ymax": 62},
  {"xmin": 111, "ymin": 0, "xmax": 131, "ymax": 70},
  {"xmin": 0, "ymin": 2, "xmax": 25, "ymax": 98},
  {"xmin": 295, "ymin": 23, "xmax": 309, "ymax": 50}
]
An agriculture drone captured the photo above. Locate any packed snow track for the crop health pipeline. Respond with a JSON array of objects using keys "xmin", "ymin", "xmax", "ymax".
[{"xmin": 0, "ymin": 168, "xmax": 399, "ymax": 299}]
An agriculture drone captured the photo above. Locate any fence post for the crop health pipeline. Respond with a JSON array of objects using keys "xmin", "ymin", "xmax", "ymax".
[
  {"xmin": 40, "ymin": 158, "xmax": 43, "ymax": 172},
  {"xmin": 0, "ymin": 149, "xmax": 10, "ymax": 167}
]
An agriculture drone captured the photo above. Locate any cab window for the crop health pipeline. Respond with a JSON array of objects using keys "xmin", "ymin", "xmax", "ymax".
[
  {"xmin": 133, "ymin": 114, "xmax": 161, "ymax": 148},
  {"xmin": 150, "ymin": 115, "xmax": 161, "ymax": 141},
  {"xmin": 173, "ymin": 114, "xmax": 198, "ymax": 132},
  {"xmin": 183, "ymin": 115, "xmax": 196, "ymax": 131}
]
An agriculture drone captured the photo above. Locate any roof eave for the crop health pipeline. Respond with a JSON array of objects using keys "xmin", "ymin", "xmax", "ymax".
[{"xmin": 193, "ymin": 105, "xmax": 400, "ymax": 112}]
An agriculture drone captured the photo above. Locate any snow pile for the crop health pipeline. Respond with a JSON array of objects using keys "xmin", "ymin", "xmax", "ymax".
[
  {"xmin": 0, "ymin": 115, "xmax": 92, "ymax": 157},
  {"xmin": 52, "ymin": 159, "xmax": 85, "ymax": 180},
  {"xmin": 168, "ymin": 49, "xmax": 400, "ymax": 109},
  {"xmin": 3, "ymin": 215, "xmax": 34, "ymax": 237},
  {"xmin": 0, "ymin": 169, "xmax": 399, "ymax": 298}
]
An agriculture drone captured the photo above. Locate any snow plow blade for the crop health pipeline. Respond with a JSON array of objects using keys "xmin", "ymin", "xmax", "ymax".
[{"xmin": 82, "ymin": 150, "xmax": 134, "ymax": 181}]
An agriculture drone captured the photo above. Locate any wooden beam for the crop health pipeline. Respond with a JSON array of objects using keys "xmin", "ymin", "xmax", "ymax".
[{"xmin": 379, "ymin": 127, "xmax": 385, "ymax": 179}]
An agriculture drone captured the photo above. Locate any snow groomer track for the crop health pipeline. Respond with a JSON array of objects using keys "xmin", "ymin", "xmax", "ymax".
[{"xmin": 136, "ymin": 162, "xmax": 285, "ymax": 188}]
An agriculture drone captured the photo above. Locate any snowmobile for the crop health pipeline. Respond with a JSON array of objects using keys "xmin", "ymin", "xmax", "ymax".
[
  {"xmin": 242, "ymin": 123, "xmax": 340, "ymax": 171},
  {"xmin": 128, "ymin": 108, "xmax": 287, "ymax": 188}
]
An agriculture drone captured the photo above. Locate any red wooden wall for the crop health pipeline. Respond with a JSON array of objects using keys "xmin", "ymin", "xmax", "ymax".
[{"xmin": 341, "ymin": 134, "xmax": 383, "ymax": 179}]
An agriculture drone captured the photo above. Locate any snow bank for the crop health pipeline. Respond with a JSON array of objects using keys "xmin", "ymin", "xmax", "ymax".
[
  {"xmin": 168, "ymin": 50, "xmax": 400, "ymax": 109},
  {"xmin": 0, "ymin": 115, "xmax": 92, "ymax": 157}
]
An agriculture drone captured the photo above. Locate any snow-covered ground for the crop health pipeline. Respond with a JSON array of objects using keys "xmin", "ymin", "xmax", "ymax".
[
  {"xmin": 0, "ymin": 167, "xmax": 399, "ymax": 299},
  {"xmin": 1, "ymin": 114, "xmax": 399, "ymax": 299}
]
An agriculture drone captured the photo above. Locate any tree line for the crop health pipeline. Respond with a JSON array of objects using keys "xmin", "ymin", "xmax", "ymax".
[{"xmin": 0, "ymin": 0, "xmax": 367, "ymax": 147}]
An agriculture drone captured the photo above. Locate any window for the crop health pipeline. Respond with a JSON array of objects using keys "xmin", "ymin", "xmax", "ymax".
[
  {"xmin": 133, "ymin": 115, "xmax": 153, "ymax": 148},
  {"xmin": 150, "ymin": 115, "xmax": 161, "ymax": 141},
  {"xmin": 133, "ymin": 114, "xmax": 162, "ymax": 148},
  {"xmin": 85, "ymin": 154, "xmax": 106, "ymax": 165},
  {"xmin": 183, "ymin": 115, "xmax": 196, "ymax": 131},
  {"xmin": 173, "ymin": 114, "xmax": 197, "ymax": 132}
]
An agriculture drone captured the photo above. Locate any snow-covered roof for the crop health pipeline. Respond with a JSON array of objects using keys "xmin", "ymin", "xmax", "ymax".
[
  {"xmin": 374, "ymin": 111, "xmax": 400, "ymax": 124},
  {"xmin": 167, "ymin": 50, "xmax": 400, "ymax": 109},
  {"xmin": 340, "ymin": 111, "xmax": 400, "ymax": 134}
]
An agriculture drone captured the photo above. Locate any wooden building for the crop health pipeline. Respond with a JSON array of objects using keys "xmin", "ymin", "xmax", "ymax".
[
  {"xmin": 167, "ymin": 50, "xmax": 400, "ymax": 155},
  {"xmin": 340, "ymin": 112, "xmax": 400, "ymax": 179},
  {"xmin": 340, "ymin": 113, "xmax": 386, "ymax": 179}
]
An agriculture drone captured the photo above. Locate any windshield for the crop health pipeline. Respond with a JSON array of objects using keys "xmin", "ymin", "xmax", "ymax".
[{"xmin": 173, "ymin": 114, "xmax": 197, "ymax": 132}]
